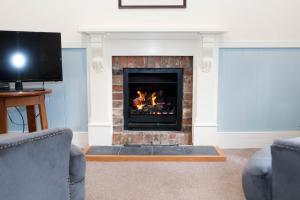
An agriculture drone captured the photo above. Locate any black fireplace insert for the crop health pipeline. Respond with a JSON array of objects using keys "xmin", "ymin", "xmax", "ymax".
[{"xmin": 123, "ymin": 68, "xmax": 183, "ymax": 131}]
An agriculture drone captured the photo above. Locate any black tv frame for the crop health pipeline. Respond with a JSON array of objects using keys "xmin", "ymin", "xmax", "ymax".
[{"xmin": 0, "ymin": 30, "xmax": 63, "ymax": 91}]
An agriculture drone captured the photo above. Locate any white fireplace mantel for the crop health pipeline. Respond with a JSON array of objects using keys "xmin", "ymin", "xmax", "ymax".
[
  {"xmin": 79, "ymin": 26, "xmax": 226, "ymax": 146},
  {"xmin": 78, "ymin": 25, "xmax": 226, "ymax": 34}
]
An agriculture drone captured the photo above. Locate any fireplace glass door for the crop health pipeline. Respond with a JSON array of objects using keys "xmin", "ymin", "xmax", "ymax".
[{"xmin": 123, "ymin": 68, "xmax": 183, "ymax": 131}]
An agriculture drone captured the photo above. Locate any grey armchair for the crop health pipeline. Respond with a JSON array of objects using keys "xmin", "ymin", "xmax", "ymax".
[
  {"xmin": 242, "ymin": 137, "xmax": 300, "ymax": 200},
  {"xmin": 0, "ymin": 128, "xmax": 85, "ymax": 200}
]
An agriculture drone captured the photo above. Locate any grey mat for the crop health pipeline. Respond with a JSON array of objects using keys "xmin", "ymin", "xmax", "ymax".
[{"xmin": 87, "ymin": 145, "xmax": 218, "ymax": 156}]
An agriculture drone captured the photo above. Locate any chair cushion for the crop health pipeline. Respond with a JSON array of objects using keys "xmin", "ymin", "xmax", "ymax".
[
  {"xmin": 242, "ymin": 147, "xmax": 272, "ymax": 200},
  {"xmin": 69, "ymin": 145, "xmax": 86, "ymax": 183}
]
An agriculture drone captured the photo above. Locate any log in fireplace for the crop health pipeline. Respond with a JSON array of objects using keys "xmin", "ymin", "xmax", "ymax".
[{"xmin": 123, "ymin": 68, "xmax": 183, "ymax": 131}]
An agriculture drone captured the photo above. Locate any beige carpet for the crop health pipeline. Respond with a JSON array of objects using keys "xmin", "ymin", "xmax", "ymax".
[{"xmin": 86, "ymin": 149, "xmax": 257, "ymax": 200}]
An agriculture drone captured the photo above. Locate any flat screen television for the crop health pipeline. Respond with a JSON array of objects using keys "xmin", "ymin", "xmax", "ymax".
[{"xmin": 0, "ymin": 30, "xmax": 62, "ymax": 90}]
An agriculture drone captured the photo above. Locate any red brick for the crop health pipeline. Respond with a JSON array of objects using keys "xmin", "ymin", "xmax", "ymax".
[
  {"xmin": 113, "ymin": 85, "xmax": 123, "ymax": 92},
  {"xmin": 112, "ymin": 76, "xmax": 123, "ymax": 85},
  {"xmin": 182, "ymin": 118, "xmax": 192, "ymax": 125},
  {"xmin": 160, "ymin": 134, "xmax": 169, "ymax": 145},
  {"xmin": 184, "ymin": 100, "xmax": 192, "ymax": 107},
  {"xmin": 161, "ymin": 56, "xmax": 170, "ymax": 67},
  {"xmin": 111, "ymin": 56, "xmax": 194, "ymax": 145},
  {"xmin": 182, "ymin": 126, "xmax": 192, "ymax": 133},
  {"xmin": 184, "ymin": 93, "xmax": 192, "ymax": 101},
  {"xmin": 144, "ymin": 134, "xmax": 154, "ymax": 144},
  {"xmin": 184, "ymin": 67, "xmax": 193, "ymax": 76},
  {"xmin": 184, "ymin": 75, "xmax": 193, "ymax": 93},
  {"xmin": 127, "ymin": 56, "xmax": 135, "ymax": 67},
  {"xmin": 135, "ymin": 57, "xmax": 146, "ymax": 67},
  {"xmin": 113, "ymin": 118, "xmax": 123, "ymax": 126},
  {"xmin": 112, "ymin": 134, "xmax": 122, "ymax": 145},
  {"xmin": 113, "ymin": 126, "xmax": 123, "ymax": 132},
  {"xmin": 180, "ymin": 56, "xmax": 192, "ymax": 68},
  {"xmin": 169, "ymin": 133, "xmax": 177, "ymax": 140},
  {"xmin": 113, "ymin": 93, "xmax": 123, "ymax": 100},
  {"xmin": 146, "ymin": 56, "xmax": 161, "ymax": 67},
  {"xmin": 132, "ymin": 133, "xmax": 144, "ymax": 144},
  {"xmin": 113, "ymin": 100, "xmax": 123, "ymax": 108},
  {"xmin": 112, "ymin": 56, "xmax": 119, "ymax": 68},
  {"xmin": 119, "ymin": 57, "xmax": 128, "ymax": 68},
  {"xmin": 183, "ymin": 108, "xmax": 192, "ymax": 117}
]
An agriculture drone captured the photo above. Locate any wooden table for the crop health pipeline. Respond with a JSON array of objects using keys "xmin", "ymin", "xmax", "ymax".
[{"xmin": 0, "ymin": 89, "xmax": 51, "ymax": 134}]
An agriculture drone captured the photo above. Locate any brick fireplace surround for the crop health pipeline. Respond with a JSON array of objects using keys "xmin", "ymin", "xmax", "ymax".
[{"xmin": 112, "ymin": 56, "xmax": 193, "ymax": 145}]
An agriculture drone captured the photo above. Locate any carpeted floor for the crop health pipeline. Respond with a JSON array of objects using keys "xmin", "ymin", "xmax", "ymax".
[{"xmin": 86, "ymin": 149, "xmax": 257, "ymax": 200}]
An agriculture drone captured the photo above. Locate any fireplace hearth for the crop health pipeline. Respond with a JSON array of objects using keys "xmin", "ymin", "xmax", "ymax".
[{"xmin": 123, "ymin": 68, "xmax": 183, "ymax": 131}]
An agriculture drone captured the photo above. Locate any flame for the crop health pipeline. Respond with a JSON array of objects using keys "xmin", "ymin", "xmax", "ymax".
[
  {"xmin": 137, "ymin": 91, "xmax": 146, "ymax": 101},
  {"xmin": 134, "ymin": 91, "xmax": 146, "ymax": 110},
  {"xmin": 133, "ymin": 90, "xmax": 158, "ymax": 110},
  {"xmin": 151, "ymin": 92, "xmax": 157, "ymax": 106}
]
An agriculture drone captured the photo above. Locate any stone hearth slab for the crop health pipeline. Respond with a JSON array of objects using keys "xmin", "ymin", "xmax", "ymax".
[
  {"xmin": 119, "ymin": 146, "xmax": 153, "ymax": 155},
  {"xmin": 84, "ymin": 146, "xmax": 226, "ymax": 162}
]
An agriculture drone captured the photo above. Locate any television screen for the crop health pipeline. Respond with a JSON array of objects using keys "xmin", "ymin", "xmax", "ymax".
[{"xmin": 0, "ymin": 31, "xmax": 62, "ymax": 82}]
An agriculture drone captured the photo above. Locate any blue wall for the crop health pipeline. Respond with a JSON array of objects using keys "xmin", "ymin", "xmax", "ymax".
[
  {"xmin": 8, "ymin": 48, "xmax": 88, "ymax": 132},
  {"xmin": 218, "ymin": 48, "xmax": 300, "ymax": 132},
  {"xmin": 9, "ymin": 48, "xmax": 300, "ymax": 133}
]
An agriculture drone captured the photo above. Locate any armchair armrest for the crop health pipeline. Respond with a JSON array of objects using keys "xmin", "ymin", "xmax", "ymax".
[
  {"xmin": 69, "ymin": 145, "xmax": 86, "ymax": 200},
  {"xmin": 69, "ymin": 144, "xmax": 85, "ymax": 183},
  {"xmin": 271, "ymin": 137, "xmax": 300, "ymax": 200},
  {"xmin": 0, "ymin": 129, "xmax": 73, "ymax": 200}
]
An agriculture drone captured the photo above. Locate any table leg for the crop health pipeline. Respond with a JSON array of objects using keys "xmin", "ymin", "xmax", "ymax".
[
  {"xmin": 26, "ymin": 105, "xmax": 37, "ymax": 132},
  {"xmin": 0, "ymin": 99, "xmax": 8, "ymax": 134},
  {"xmin": 39, "ymin": 96, "xmax": 48, "ymax": 130}
]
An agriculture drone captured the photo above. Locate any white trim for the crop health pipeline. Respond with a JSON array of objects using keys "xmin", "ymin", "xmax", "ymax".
[
  {"xmin": 62, "ymin": 41, "xmax": 88, "ymax": 49},
  {"xmin": 9, "ymin": 130, "xmax": 300, "ymax": 149},
  {"xmin": 72, "ymin": 131, "xmax": 300, "ymax": 149},
  {"xmin": 78, "ymin": 25, "xmax": 227, "ymax": 34},
  {"xmin": 62, "ymin": 40, "xmax": 300, "ymax": 48},
  {"xmin": 219, "ymin": 41, "xmax": 300, "ymax": 48},
  {"xmin": 88, "ymin": 122, "xmax": 112, "ymax": 127},
  {"xmin": 62, "ymin": 40, "xmax": 300, "ymax": 49},
  {"xmin": 218, "ymin": 131, "xmax": 300, "ymax": 149},
  {"xmin": 193, "ymin": 123, "xmax": 217, "ymax": 127}
]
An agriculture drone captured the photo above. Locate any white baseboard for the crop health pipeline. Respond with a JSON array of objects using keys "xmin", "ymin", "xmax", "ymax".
[
  {"xmin": 75, "ymin": 131, "xmax": 300, "ymax": 149},
  {"xmin": 218, "ymin": 131, "xmax": 300, "ymax": 149},
  {"xmin": 8, "ymin": 130, "xmax": 300, "ymax": 149}
]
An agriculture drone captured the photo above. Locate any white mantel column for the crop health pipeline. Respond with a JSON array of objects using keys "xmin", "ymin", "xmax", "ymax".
[
  {"xmin": 87, "ymin": 34, "xmax": 113, "ymax": 146},
  {"xmin": 192, "ymin": 34, "xmax": 220, "ymax": 145}
]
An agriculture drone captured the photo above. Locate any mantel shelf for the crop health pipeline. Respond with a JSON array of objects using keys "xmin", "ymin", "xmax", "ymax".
[{"xmin": 78, "ymin": 26, "xmax": 226, "ymax": 34}]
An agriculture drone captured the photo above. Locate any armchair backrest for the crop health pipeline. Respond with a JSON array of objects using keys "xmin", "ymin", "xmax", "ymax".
[
  {"xmin": 0, "ymin": 129, "xmax": 73, "ymax": 200},
  {"xmin": 271, "ymin": 137, "xmax": 300, "ymax": 200}
]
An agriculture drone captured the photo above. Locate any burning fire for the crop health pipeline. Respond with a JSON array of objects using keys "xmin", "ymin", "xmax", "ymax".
[
  {"xmin": 133, "ymin": 90, "xmax": 158, "ymax": 110},
  {"xmin": 133, "ymin": 91, "xmax": 146, "ymax": 110},
  {"xmin": 151, "ymin": 92, "xmax": 157, "ymax": 106}
]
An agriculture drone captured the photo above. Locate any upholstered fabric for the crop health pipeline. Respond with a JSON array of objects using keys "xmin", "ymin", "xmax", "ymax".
[
  {"xmin": 70, "ymin": 178, "xmax": 85, "ymax": 200},
  {"xmin": 70, "ymin": 144, "xmax": 86, "ymax": 183},
  {"xmin": 0, "ymin": 129, "xmax": 85, "ymax": 200},
  {"xmin": 243, "ymin": 137, "xmax": 300, "ymax": 200},
  {"xmin": 272, "ymin": 138, "xmax": 300, "ymax": 200},
  {"xmin": 69, "ymin": 144, "xmax": 86, "ymax": 200},
  {"xmin": 242, "ymin": 147, "xmax": 272, "ymax": 200}
]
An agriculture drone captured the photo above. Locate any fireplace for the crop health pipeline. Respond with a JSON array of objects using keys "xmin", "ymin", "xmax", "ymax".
[
  {"xmin": 112, "ymin": 56, "xmax": 193, "ymax": 145},
  {"xmin": 80, "ymin": 29, "xmax": 223, "ymax": 146},
  {"xmin": 123, "ymin": 68, "xmax": 183, "ymax": 131}
]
